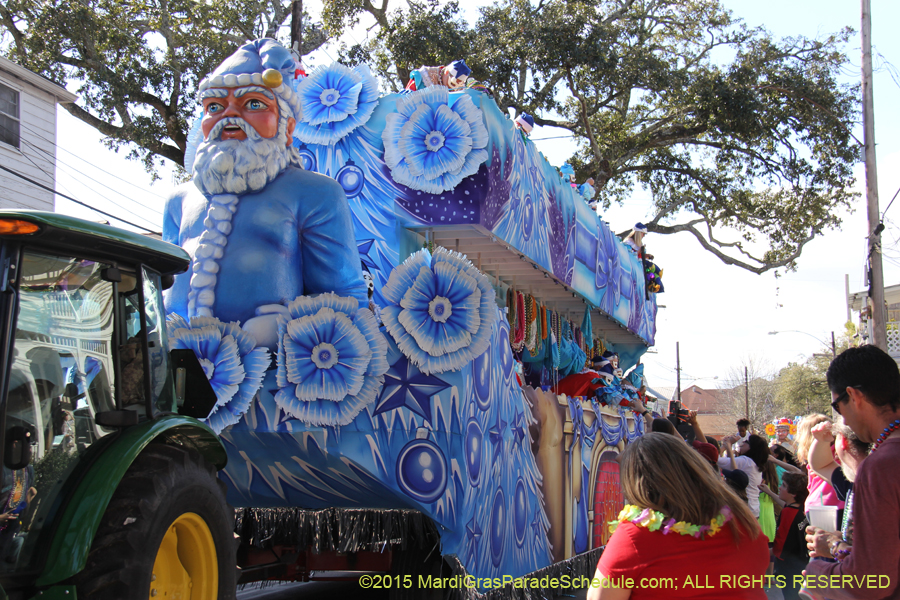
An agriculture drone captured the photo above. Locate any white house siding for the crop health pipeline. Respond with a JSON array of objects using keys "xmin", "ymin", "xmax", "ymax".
[{"xmin": 0, "ymin": 66, "xmax": 64, "ymax": 211}]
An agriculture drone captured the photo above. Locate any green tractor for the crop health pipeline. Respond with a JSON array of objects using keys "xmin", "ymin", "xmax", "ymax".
[{"xmin": 0, "ymin": 211, "xmax": 235, "ymax": 599}]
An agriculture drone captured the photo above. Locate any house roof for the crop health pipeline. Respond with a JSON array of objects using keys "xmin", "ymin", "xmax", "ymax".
[
  {"xmin": 679, "ymin": 385, "xmax": 731, "ymax": 413},
  {"xmin": 849, "ymin": 283, "xmax": 900, "ymax": 311},
  {"xmin": 0, "ymin": 57, "xmax": 77, "ymax": 103}
]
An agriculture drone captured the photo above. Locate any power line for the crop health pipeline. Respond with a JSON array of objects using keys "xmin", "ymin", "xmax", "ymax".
[
  {"xmin": 11, "ymin": 132, "xmax": 161, "ymax": 229},
  {"xmin": 531, "ymin": 134, "xmax": 576, "ymax": 141},
  {"xmin": 19, "ymin": 120, "xmax": 168, "ymax": 201},
  {"xmin": 12, "ymin": 120, "xmax": 168, "ymax": 226},
  {"xmin": 0, "ymin": 164, "xmax": 157, "ymax": 234},
  {"xmin": 1, "ymin": 122, "xmax": 162, "ymax": 228}
]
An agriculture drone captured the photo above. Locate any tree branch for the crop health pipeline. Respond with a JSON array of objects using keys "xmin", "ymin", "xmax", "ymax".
[
  {"xmin": 62, "ymin": 102, "xmax": 184, "ymax": 166},
  {"xmin": 652, "ymin": 218, "xmax": 816, "ymax": 273}
]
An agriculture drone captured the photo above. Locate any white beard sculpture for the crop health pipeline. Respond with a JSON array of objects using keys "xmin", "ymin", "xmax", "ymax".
[{"xmin": 191, "ymin": 114, "xmax": 301, "ymax": 197}]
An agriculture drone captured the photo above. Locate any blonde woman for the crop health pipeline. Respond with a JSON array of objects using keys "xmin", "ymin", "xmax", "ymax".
[
  {"xmin": 795, "ymin": 413, "xmax": 844, "ymax": 517},
  {"xmin": 587, "ymin": 433, "xmax": 768, "ymax": 600}
]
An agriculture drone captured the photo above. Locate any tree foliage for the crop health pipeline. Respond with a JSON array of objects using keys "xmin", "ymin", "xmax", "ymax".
[
  {"xmin": 2, "ymin": 0, "xmax": 860, "ymax": 272},
  {"xmin": 0, "ymin": 0, "xmax": 328, "ymax": 174},
  {"xmin": 326, "ymin": 0, "xmax": 859, "ymax": 273}
]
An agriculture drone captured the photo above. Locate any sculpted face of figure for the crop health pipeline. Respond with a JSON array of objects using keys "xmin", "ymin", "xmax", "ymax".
[
  {"xmin": 441, "ymin": 70, "xmax": 468, "ymax": 90},
  {"xmin": 201, "ymin": 87, "xmax": 293, "ymax": 144},
  {"xmin": 192, "ymin": 84, "xmax": 300, "ymax": 196}
]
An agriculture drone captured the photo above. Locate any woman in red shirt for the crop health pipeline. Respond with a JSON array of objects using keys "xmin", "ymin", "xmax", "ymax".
[{"xmin": 587, "ymin": 433, "xmax": 770, "ymax": 600}]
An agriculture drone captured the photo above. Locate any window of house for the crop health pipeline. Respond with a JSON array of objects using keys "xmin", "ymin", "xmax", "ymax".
[{"xmin": 0, "ymin": 81, "xmax": 20, "ymax": 149}]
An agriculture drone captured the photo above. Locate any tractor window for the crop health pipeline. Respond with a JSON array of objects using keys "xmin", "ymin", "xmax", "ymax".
[
  {"xmin": 142, "ymin": 267, "xmax": 174, "ymax": 414},
  {"xmin": 119, "ymin": 285, "xmax": 146, "ymax": 410},
  {"xmin": 0, "ymin": 251, "xmax": 118, "ymax": 571}
]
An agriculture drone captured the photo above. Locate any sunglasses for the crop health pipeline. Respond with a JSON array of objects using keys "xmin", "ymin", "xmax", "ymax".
[{"xmin": 831, "ymin": 386, "xmax": 861, "ymax": 415}]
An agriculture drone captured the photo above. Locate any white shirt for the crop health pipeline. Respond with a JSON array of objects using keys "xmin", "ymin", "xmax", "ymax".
[{"xmin": 718, "ymin": 454, "xmax": 762, "ymax": 517}]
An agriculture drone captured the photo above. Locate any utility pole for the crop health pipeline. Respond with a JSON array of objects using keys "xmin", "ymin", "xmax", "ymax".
[
  {"xmin": 744, "ymin": 366, "xmax": 749, "ymax": 420},
  {"xmin": 862, "ymin": 0, "xmax": 887, "ymax": 351},
  {"xmin": 845, "ymin": 274, "xmax": 851, "ymax": 324},
  {"xmin": 291, "ymin": 0, "xmax": 303, "ymax": 59},
  {"xmin": 676, "ymin": 342, "xmax": 681, "ymax": 405},
  {"xmin": 831, "ymin": 331, "xmax": 837, "ymax": 357}
]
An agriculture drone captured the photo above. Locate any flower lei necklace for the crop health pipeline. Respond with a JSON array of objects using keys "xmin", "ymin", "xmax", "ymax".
[{"xmin": 608, "ymin": 504, "xmax": 733, "ymax": 539}]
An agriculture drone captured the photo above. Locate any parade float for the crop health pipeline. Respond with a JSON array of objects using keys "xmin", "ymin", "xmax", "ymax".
[
  {"xmin": 171, "ymin": 39, "xmax": 661, "ymax": 589},
  {"xmin": 0, "ymin": 38, "xmax": 661, "ymax": 600},
  {"xmin": 167, "ymin": 39, "xmax": 661, "ymax": 591}
]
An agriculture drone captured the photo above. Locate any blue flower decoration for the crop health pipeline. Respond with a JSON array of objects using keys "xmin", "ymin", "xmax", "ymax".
[
  {"xmin": 381, "ymin": 247, "xmax": 497, "ymax": 374},
  {"xmin": 167, "ymin": 314, "xmax": 270, "ymax": 434},
  {"xmin": 293, "ymin": 62, "xmax": 380, "ymax": 145},
  {"xmin": 383, "ymin": 86, "xmax": 488, "ymax": 194},
  {"xmin": 596, "ymin": 226, "xmax": 623, "ymax": 316},
  {"xmin": 274, "ymin": 293, "xmax": 388, "ymax": 426}
]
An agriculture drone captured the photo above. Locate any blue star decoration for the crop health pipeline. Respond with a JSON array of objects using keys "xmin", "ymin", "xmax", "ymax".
[
  {"xmin": 357, "ymin": 239, "xmax": 379, "ymax": 272},
  {"xmin": 513, "ymin": 410, "xmax": 527, "ymax": 447},
  {"xmin": 465, "ymin": 516, "xmax": 483, "ymax": 565},
  {"xmin": 531, "ymin": 508, "xmax": 543, "ymax": 539},
  {"xmin": 488, "ymin": 411, "xmax": 507, "ymax": 466},
  {"xmin": 373, "ymin": 354, "xmax": 452, "ymax": 423}
]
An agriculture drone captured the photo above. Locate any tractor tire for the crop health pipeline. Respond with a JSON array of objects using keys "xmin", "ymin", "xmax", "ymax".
[{"xmin": 75, "ymin": 443, "xmax": 236, "ymax": 599}]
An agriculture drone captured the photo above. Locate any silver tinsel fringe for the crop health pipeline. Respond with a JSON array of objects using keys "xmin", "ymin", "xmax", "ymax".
[
  {"xmin": 234, "ymin": 507, "xmax": 602, "ymax": 599},
  {"xmin": 234, "ymin": 507, "xmax": 441, "ymax": 553}
]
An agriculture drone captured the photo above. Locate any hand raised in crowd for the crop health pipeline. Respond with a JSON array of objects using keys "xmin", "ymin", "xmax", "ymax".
[
  {"xmin": 810, "ymin": 421, "xmax": 834, "ymax": 442},
  {"xmin": 688, "ymin": 409, "xmax": 699, "ymax": 425}
]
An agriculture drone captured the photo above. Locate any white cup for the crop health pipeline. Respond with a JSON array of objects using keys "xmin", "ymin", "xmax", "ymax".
[{"xmin": 807, "ymin": 506, "xmax": 838, "ymax": 532}]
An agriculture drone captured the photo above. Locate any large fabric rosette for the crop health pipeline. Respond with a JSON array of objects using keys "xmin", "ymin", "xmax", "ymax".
[
  {"xmin": 292, "ymin": 62, "xmax": 380, "ymax": 145},
  {"xmin": 383, "ymin": 86, "xmax": 489, "ymax": 194},
  {"xmin": 274, "ymin": 293, "xmax": 388, "ymax": 426},
  {"xmin": 166, "ymin": 314, "xmax": 270, "ymax": 433},
  {"xmin": 381, "ymin": 247, "xmax": 497, "ymax": 374}
]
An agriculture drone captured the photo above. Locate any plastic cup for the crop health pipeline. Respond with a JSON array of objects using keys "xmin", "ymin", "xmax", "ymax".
[{"xmin": 807, "ymin": 506, "xmax": 838, "ymax": 532}]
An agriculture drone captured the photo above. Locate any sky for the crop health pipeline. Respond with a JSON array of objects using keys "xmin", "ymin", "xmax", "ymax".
[{"xmin": 48, "ymin": 0, "xmax": 900, "ymax": 393}]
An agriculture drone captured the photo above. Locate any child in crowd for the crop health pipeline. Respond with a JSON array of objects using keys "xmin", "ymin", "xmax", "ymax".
[{"xmin": 761, "ymin": 471, "xmax": 809, "ymax": 600}]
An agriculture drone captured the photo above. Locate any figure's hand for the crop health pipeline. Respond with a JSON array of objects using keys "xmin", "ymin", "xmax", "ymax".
[
  {"xmin": 242, "ymin": 304, "xmax": 290, "ymax": 350},
  {"xmin": 806, "ymin": 526, "xmax": 839, "ymax": 558},
  {"xmin": 811, "ymin": 422, "xmax": 834, "ymax": 442},
  {"xmin": 255, "ymin": 304, "xmax": 291, "ymax": 317}
]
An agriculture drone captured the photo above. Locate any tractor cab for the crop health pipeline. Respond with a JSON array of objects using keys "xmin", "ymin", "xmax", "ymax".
[{"xmin": 0, "ymin": 212, "xmax": 228, "ymax": 598}]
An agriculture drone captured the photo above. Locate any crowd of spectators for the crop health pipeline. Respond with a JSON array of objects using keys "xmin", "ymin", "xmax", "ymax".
[{"xmin": 588, "ymin": 344, "xmax": 899, "ymax": 600}]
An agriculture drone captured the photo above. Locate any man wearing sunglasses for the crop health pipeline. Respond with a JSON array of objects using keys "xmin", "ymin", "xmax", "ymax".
[{"xmin": 804, "ymin": 345, "xmax": 900, "ymax": 599}]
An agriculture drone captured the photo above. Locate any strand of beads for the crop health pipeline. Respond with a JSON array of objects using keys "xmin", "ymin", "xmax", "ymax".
[{"xmin": 872, "ymin": 418, "xmax": 900, "ymax": 452}]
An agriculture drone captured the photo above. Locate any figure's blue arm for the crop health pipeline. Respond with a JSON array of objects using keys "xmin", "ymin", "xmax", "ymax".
[
  {"xmin": 299, "ymin": 177, "xmax": 369, "ymax": 306},
  {"xmin": 161, "ymin": 190, "xmax": 189, "ymax": 318}
]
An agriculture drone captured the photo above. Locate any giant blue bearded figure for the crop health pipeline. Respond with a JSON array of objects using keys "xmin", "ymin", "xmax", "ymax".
[{"xmin": 163, "ymin": 39, "xmax": 368, "ymax": 350}]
